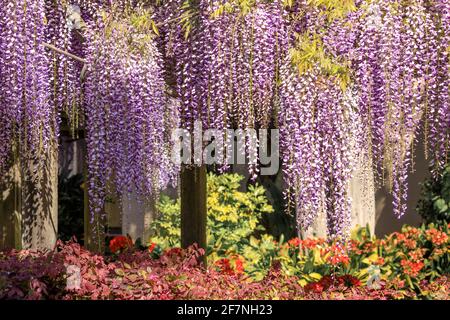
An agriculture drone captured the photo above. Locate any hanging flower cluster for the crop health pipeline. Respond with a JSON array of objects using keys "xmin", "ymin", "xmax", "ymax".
[
  {"xmin": 44, "ymin": 0, "xmax": 110, "ymax": 133},
  {"xmin": 280, "ymin": 0, "xmax": 449, "ymax": 236},
  {"xmin": 156, "ymin": 0, "xmax": 289, "ymax": 176},
  {"xmin": 45, "ymin": 0, "xmax": 82, "ymax": 133},
  {"xmin": 351, "ymin": 0, "xmax": 449, "ymax": 218},
  {"xmin": 423, "ymin": 0, "xmax": 449, "ymax": 176},
  {"xmin": 83, "ymin": 6, "xmax": 179, "ymax": 218},
  {"xmin": 0, "ymin": 0, "xmax": 53, "ymax": 177},
  {"xmin": 279, "ymin": 63, "xmax": 364, "ymax": 237}
]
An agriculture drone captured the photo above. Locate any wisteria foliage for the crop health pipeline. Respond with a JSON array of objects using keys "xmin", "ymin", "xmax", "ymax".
[{"xmin": 0, "ymin": 0, "xmax": 448, "ymax": 238}]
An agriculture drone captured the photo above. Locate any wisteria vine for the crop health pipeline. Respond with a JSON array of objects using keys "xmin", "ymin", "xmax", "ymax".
[
  {"xmin": 0, "ymin": 0, "xmax": 53, "ymax": 180},
  {"xmin": 0, "ymin": 0, "xmax": 448, "ymax": 238},
  {"xmin": 83, "ymin": 4, "xmax": 179, "ymax": 218}
]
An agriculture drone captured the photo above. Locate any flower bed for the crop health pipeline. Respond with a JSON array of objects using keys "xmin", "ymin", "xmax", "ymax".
[{"xmin": 0, "ymin": 223, "xmax": 449, "ymax": 300}]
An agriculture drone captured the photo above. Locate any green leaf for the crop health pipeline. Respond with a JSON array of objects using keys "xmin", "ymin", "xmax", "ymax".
[{"xmin": 114, "ymin": 268, "xmax": 125, "ymax": 277}]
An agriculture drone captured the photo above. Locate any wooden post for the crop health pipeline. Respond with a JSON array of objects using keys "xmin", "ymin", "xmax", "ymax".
[{"xmin": 181, "ymin": 165, "xmax": 207, "ymax": 264}]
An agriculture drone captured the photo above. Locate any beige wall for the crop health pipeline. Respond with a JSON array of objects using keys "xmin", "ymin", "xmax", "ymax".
[
  {"xmin": 0, "ymin": 143, "xmax": 58, "ymax": 250},
  {"xmin": 374, "ymin": 139, "xmax": 427, "ymax": 237}
]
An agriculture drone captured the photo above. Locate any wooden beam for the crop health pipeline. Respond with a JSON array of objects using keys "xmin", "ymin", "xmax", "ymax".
[{"xmin": 42, "ymin": 42, "xmax": 87, "ymax": 64}]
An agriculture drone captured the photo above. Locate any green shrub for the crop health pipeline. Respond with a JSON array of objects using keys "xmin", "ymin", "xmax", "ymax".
[
  {"xmin": 417, "ymin": 164, "xmax": 450, "ymax": 225},
  {"xmin": 149, "ymin": 173, "xmax": 274, "ymax": 262}
]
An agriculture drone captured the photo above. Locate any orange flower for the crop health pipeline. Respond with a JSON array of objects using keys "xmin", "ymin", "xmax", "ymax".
[
  {"xmin": 425, "ymin": 229, "xmax": 448, "ymax": 246},
  {"xmin": 403, "ymin": 239, "xmax": 417, "ymax": 249},
  {"xmin": 302, "ymin": 238, "xmax": 322, "ymax": 249},
  {"xmin": 328, "ymin": 254, "xmax": 350, "ymax": 266},
  {"xmin": 408, "ymin": 249, "xmax": 424, "ymax": 261},
  {"xmin": 215, "ymin": 258, "xmax": 234, "ymax": 275},
  {"xmin": 400, "ymin": 259, "xmax": 424, "ymax": 277},
  {"xmin": 395, "ymin": 233, "xmax": 407, "ymax": 243},
  {"xmin": 404, "ymin": 227, "xmax": 420, "ymax": 238},
  {"xmin": 327, "ymin": 244, "xmax": 350, "ymax": 266}
]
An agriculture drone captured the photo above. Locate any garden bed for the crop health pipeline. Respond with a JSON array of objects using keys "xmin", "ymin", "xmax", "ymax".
[{"xmin": 1, "ymin": 223, "xmax": 448, "ymax": 300}]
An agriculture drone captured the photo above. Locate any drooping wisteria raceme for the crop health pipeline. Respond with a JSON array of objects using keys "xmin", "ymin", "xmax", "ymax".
[
  {"xmin": 424, "ymin": 0, "xmax": 450, "ymax": 177},
  {"xmin": 281, "ymin": 0, "xmax": 448, "ymax": 236},
  {"xmin": 156, "ymin": 0, "xmax": 289, "ymax": 177},
  {"xmin": 350, "ymin": 0, "xmax": 449, "ymax": 218},
  {"xmin": 0, "ymin": 0, "xmax": 53, "ymax": 178},
  {"xmin": 154, "ymin": 0, "xmax": 449, "ymax": 237},
  {"xmin": 44, "ymin": 0, "xmax": 109, "ymax": 133},
  {"xmin": 279, "ymin": 63, "xmax": 364, "ymax": 237},
  {"xmin": 83, "ymin": 6, "xmax": 179, "ymax": 219}
]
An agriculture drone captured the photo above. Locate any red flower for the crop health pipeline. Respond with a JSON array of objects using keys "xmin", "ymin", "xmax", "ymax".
[
  {"xmin": 304, "ymin": 282, "xmax": 324, "ymax": 293},
  {"xmin": 109, "ymin": 236, "xmax": 133, "ymax": 254},
  {"xmin": 234, "ymin": 258, "xmax": 244, "ymax": 274},
  {"xmin": 215, "ymin": 258, "xmax": 234, "ymax": 275},
  {"xmin": 302, "ymin": 238, "xmax": 323, "ymax": 249},
  {"xmin": 148, "ymin": 242, "xmax": 157, "ymax": 254},
  {"xmin": 329, "ymin": 254, "xmax": 350, "ymax": 266},
  {"xmin": 404, "ymin": 227, "xmax": 420, "ymax": 239}
]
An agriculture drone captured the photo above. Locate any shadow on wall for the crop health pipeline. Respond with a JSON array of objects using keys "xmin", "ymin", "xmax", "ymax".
[
  {"xmin": 375, "ymin": 137, "xmax": 428, "ymax": 237},
  {"xmin": 0, "ymin": 159, "xmax": 21, "ymax": 250}
]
